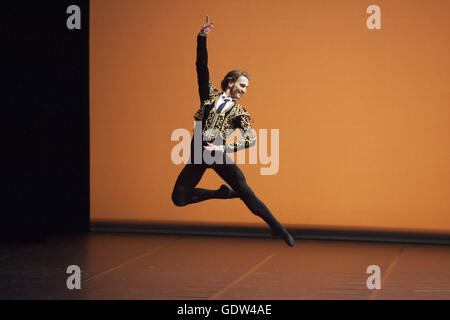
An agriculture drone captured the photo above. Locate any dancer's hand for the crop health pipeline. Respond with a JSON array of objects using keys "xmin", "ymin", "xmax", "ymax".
[
  {"xmin": 203, "ymin": 142, "xmax": 223, "ymax": 152},
  {"xmin": 200, "ymin": 15, "xmax": 214, "ymax": 34}
]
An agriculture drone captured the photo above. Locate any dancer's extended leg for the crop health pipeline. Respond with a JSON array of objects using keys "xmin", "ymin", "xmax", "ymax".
[{"xmin": 212, "ymin": 157, "xmax": 295, "ymax": 247}]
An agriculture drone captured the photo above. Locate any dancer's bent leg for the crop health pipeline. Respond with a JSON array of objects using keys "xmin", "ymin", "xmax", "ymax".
[{"xmin": 171, "ymin": 163, "xmax": 236, "ymax": 206}]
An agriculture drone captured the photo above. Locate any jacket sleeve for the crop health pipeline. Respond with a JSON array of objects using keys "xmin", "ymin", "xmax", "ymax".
[
  {"xmin": 224, "ymin": 113, "xmax": 256, "ymax": 153},
  {"xmin": 194, "ymin": 33, "xmax": 219, "ymax": 120},
  {"xmin": 196, "ymin": 33, "xmax": 215, "ymax": 103}
]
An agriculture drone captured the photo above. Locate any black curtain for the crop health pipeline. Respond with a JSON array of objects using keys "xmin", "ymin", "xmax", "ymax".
[{"xmin": 2, "ymin": 1, "xmax": 90, "ymax": 242}]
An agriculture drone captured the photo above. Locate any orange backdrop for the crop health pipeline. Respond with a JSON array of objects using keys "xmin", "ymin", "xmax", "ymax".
[{"xmin": 90, "ymin": 0, "xmax": 450, "ymax": 233}]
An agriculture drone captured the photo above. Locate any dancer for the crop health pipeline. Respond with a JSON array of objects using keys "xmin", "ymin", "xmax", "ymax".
[{"xmin": 171, "ymin": 16, "xmax": 294, "ymax": 247}]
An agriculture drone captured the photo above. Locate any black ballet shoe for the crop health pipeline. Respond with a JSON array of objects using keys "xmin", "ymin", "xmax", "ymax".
[
  {"xmin": 218, "ymin": 184, "xmax": 237, "ymax": 199},
  {"xmin": 271, "ymin": 227, "xmax": 295, "ymax": 247}
]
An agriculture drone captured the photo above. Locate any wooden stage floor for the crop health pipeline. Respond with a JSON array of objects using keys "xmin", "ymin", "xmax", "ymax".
[{"xmin": 1, "ymin": 232, "xmax": 450, "ymax": 300}]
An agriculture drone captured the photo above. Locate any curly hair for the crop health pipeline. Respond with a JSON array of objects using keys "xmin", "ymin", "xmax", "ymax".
[{"xmin": 221, "ymin": 70, "xmax": 250, "ymax": 91}]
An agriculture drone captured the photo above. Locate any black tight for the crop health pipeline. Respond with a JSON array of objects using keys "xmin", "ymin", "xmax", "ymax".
[{"xmin": 171, "ymin": 140, "xmax": 284, "ymax": 232}]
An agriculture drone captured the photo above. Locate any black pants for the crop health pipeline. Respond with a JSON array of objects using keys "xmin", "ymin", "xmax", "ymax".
[{"xmin": 171, "ymin": 138, "xmax": 284, "ymax": 232}]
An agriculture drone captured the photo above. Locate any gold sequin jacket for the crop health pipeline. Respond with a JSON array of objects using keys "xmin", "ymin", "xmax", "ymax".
[{"xmin": 193, "ymin": 33, "xmax": 256, "ymax": 153}]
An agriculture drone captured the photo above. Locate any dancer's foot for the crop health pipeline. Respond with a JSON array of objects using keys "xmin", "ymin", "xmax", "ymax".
[
  {"xmin": 217, "ymin": 184, "xmax": 237, "ymax": 199},
  {"xmin": 271, "ymin": 227, "xmax": 295, "ymax": 247}
]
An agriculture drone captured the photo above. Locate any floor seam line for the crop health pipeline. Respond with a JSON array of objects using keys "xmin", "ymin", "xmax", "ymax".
[
  {"xmin": 85, "ymin": 236, "xmax": 183, "ymax": 283},
  {"xmin": 208, "ymin": 248, "xmax": 282, "ymax": 300},
  {"xmin": 369, "ymin": 245, "xmax": 406, "ymax": 300}
]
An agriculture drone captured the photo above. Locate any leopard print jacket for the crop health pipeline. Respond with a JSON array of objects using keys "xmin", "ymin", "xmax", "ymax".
[{"xmin": 193, "ymin": 81, "xmax": 256, "ymax": 153}]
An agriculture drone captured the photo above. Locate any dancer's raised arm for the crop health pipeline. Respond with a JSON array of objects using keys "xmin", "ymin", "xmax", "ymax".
[{"xmin": 196, "ymin": 15, "xmax": 215, "ymax": 103}]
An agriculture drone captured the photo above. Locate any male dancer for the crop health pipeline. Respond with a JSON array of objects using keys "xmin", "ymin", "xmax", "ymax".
[{"xmin": 171, "ymin": 16, "xmax": 294, "ymax": 247}]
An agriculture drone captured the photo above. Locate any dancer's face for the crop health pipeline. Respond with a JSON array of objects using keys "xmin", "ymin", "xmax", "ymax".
[{"xmin": 229, "ymin": 76, "xmax": 249, "ymax": 100}]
